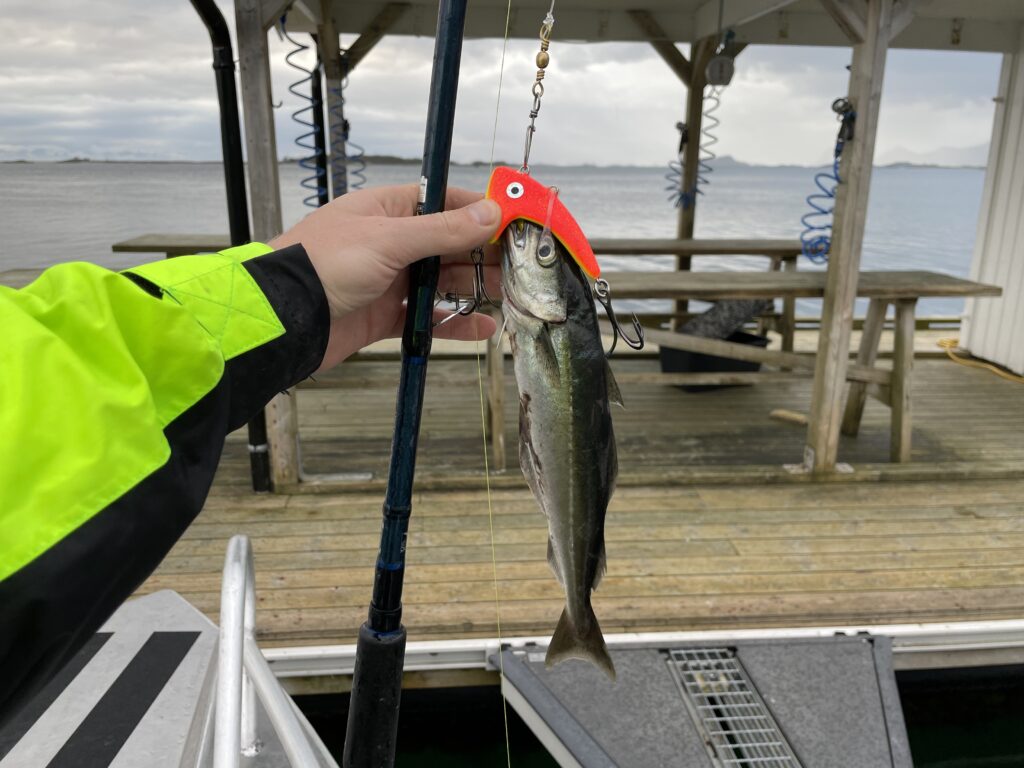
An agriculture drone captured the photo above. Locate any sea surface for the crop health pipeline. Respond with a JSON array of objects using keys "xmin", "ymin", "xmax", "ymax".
[{"xmin": 0, "ymin": 161, "xmax": 984, "ymax": 316}]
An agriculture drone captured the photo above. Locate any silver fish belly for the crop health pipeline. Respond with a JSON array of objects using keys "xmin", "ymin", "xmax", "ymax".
[{"xmin": 500, "ymin": 221, "xmax": 621, "ymax": 680}]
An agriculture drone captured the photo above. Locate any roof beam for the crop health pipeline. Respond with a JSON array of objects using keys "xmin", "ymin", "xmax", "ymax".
[
  {"xmin": 820, "ymin": 0, "xmax": 868, "ymax": 43},
  {"xmin": 693, "ymin": 0, "xmax": 798, "ymax": 40},
  {"xmin": 341, "ymin": 2, "xmax": 410, "ymax": 74},
  {"xmin": 629, "ymin": 9, "xmax": 692, "ymax": 86}
]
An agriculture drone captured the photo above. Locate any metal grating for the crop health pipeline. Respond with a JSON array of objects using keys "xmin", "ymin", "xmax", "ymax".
[{"xmin": 667, "ymin": 648, "xmax": 802, "ymax": 767}]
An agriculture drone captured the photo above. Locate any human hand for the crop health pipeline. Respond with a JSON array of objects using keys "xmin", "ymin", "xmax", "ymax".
[{"xmin": 269, "ymin": 185, "xmax": 502, "ymax": 370}]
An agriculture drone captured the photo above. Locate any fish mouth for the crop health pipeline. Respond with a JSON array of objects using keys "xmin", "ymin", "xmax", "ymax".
[{"xmin": 501, "ymin": 224, "xmax": 568, "ymax": 324}]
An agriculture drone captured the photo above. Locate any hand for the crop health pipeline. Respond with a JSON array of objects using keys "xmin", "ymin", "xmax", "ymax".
[{"xmin": 269, "ymin": 185, "xmax": 502, "ymax": 370}]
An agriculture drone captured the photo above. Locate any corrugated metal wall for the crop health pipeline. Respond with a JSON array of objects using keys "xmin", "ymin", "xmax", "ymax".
[{"xmin": 963, "ymin": 28, "xmax": 1024, "ymax": 375}]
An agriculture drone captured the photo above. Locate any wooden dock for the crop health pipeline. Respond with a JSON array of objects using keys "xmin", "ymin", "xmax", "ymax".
[{"xmin": 136, "ymin": 352, "xmax": 1024, "ymax": 655}]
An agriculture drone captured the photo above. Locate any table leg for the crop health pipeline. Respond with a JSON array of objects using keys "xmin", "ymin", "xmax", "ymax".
[
  {"xmin": 890, "ymin": 299, "xmax": 917, "ymax": 462},
  {"xmin": 781, "ymin": 256, "xmax": 797, "ymax": 355},
  {"xmin": 841, "ymin": 298, "xmax": 888, "ymax": 437}
]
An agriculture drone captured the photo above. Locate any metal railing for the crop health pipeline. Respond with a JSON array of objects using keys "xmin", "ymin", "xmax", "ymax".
[{"xmin": 214, "ymin": 535, "xmax": 337, "ymax": 767}]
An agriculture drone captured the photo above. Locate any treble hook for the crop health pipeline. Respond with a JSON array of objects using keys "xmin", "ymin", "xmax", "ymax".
[
  {"xmin": 593, "ymin": 278, "xmax": 645, "ymax": 357},
  {"xmin": 433, "ymin": 248, "xmax": 497, "ymax": 328}
]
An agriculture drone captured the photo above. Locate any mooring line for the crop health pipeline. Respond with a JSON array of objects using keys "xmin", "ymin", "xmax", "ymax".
[{"xmin": 479, "ymin": 1, "xmax": 514, "ymax": 764}]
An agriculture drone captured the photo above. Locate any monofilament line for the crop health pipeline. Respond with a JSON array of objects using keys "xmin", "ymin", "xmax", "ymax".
[{"xmin": 479, "ymin": 1, "xmax": 513, "ymax": 765}]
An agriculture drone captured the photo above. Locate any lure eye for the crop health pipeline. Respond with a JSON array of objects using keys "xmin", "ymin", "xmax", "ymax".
[
  {"xmin": 537, "ymin": 236, "xmax": 557, "ymax": 267},
  {"xmin": 506, "ymin": 182, "xmax": 524, "ymax": 199}
]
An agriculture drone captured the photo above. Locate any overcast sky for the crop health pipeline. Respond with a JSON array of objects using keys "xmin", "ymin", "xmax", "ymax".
[{"xmin": 0, "ymin": 0, "xmax": 1003, "ymax": 166}]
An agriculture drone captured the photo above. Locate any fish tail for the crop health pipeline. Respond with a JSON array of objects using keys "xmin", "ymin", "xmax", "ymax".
[{"xmin": 545, "ymin": 605, "xmax": 616, "ymax": 681}]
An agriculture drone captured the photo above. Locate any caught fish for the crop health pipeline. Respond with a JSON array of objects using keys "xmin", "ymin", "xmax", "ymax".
[{"xmin": 488, "ymin": 167, "xmax": 620, "ymax": 680}]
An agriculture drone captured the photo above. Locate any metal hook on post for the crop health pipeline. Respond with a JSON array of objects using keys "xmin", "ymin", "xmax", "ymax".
[{"xmin": 594, "ymin": 278, "xmax": 645, "ymax": 357}]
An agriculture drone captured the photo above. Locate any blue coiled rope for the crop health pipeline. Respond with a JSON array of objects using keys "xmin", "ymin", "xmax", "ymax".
[
  {"xmin": 799, "ymin": 98, "xmax": 856, "ymax": 264},
  {"xmin": 282, "ymin": 23, "xmax": 328, "ymax": 208},
  {"xmin": 800, "ymin": 152, "xmax": 841, "ymax": 264},
  {"xmin": 665, "ymin": 86, "xmax": 723, "ymax": 208}
]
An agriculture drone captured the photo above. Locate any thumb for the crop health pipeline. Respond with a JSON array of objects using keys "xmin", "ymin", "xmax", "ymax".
[{"xmin": 386, "ymin": 198, "xmax": 501, "ymax": 266}]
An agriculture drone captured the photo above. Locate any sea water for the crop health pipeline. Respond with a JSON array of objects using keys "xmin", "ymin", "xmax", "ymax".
[{"xmin": 0, "ymin": 161, "xmax": 984, "ymax": 316}]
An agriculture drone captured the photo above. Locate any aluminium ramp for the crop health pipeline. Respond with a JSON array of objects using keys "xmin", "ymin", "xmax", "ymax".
[
  {"xmin": 0, "ymin": 590, "xmax": 330, "ymax": 767},
  {"xmin": 500, "ymin": 635, "xmax": 912, "ymax": 768}
]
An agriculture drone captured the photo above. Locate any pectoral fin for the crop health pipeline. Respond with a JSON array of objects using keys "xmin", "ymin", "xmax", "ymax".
[{"xmin": 605, "ymin": 361, "xmax": 624, "ymax": 408}]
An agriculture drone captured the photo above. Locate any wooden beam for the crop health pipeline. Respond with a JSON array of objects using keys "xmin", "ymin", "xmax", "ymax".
[
  {"xmin": 633, "ymin": 325, "xmax": 891, "ymax": 385},
  {"xmin": 590, "ymin": 237, "xmax": 801, "ymax": 256},
  {"xmin": 693, "ymin": 0, "xmax": 798, "ymax": 41},
  {"xmin": 820, "ymin": 0, "xmax": 868, "ymax": 43},
  {"xmin": 260, "ymin": 0, "xmax": 293, "ymax": 31},
  {"xmin": 318, "ymin": 0, "xmax": 348, "ymax": 197},
  {"xmin": 889, "ymin": 0, "xmax": 917, "ymax": 41},
  {"xmin": 629, "ymin": 9, "xmax": 693, "ymax": 86},
  {"xmin": 805, "ymin": 0, "xmax": 894, "ymax": 473},
  {"xmin": 841, "ymin": 298, "xmax": 889, "ymax": 436},
  {"xmin": 237, "ymin": 0, "xmax": 299, "ymax": 488},
  {"xmin": 675, "ymin": 35, "xmax": 719, "ymax": 325},
  {"xmin": 342, "ymin": 2, "xmax": 410, "ymax": 74}
]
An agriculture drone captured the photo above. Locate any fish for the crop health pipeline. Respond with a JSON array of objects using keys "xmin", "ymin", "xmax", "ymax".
[{"xmin": 500, "ymin": 218, "xmax": 621, "ymax": 681}]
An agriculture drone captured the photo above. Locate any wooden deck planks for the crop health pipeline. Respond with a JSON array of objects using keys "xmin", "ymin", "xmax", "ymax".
[
  {"xmin": 137, "ymin": 475, "xmax": 1024, "ymax": 647},
  {"xmin": 130, "ymin": 353, "xmax": 1024, "ymax": 648},
  {"xmin": 287, "ymin": 355, "xmax": 1024, "ymax": 478}
]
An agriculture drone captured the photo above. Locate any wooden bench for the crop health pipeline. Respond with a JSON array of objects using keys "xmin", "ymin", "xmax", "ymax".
[
  {"xmin": 600, "ymin": 269, "xmax": 1001, "ymax": 463},
  {"xmin": 592, "ymin": 238, "xmax": 801, "ymax": 347},
  {"xmin": 111, "ymin": 234, "xmax": 232, "ymax": 257}
]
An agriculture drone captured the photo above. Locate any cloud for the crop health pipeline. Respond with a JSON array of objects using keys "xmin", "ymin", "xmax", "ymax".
[{"xmin": 0, "ymin": 2, "xmax": 1003, "ymax": 166}]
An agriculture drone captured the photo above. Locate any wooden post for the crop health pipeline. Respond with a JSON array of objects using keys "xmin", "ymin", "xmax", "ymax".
[
  {"xmin": 318, "ymin": 0, "xmax": 348, "ymax": 198},
  {"xmin": 804, "ymin": 0, "xmax": 893, "ymax": 473},
  {"xmin": 674, "ymin": 37, "xmax": 717, "ymax": 326},
  {"xmin": 236, "ymin": 0, "xmax": 299, "ymax": 488},
  {"xmin": 841, "ymin": 297, "xmax": 888, "ymax": 435}
]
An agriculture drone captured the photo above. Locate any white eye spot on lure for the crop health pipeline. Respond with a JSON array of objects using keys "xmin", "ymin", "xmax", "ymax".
[{"xmin": 506, "ymin": 181, "xmax": 524, "ymax": 199}]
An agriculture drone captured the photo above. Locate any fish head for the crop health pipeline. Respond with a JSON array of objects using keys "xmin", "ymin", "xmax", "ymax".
[
  {"xmin": 501, "ymin": 219, "xmax": 568, "ymax": 323},
  {"xmin": 486, "ymin": 166, "xmax": 600, "ymax": 279}
]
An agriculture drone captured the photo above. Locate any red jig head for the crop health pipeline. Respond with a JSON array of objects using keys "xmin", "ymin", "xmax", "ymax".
[{"xmin": 486, "ymin": 166, "xmax": 600, "ymax": 279}]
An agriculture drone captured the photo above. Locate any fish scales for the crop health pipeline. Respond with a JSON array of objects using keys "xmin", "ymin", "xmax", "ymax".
[{"xmin": 501, "ymin": 221, "xmax": 619, "ymax": 680}]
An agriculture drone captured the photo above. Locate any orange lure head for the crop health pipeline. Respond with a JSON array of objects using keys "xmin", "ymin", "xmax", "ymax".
[{"xmin": 485, "ymin": 166, "xmax": 600, "ymax": 279}]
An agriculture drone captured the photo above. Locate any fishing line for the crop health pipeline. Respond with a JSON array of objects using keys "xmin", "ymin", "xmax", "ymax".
[{"xmin": 476, "ymin": 0, "xmax": 513, "ymax": 765}]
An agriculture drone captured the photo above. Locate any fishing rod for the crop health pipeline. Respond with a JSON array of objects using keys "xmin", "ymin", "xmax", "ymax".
[
  {"xmin": 189, "ymin": 0, "xmax": 270, "ymax": 493},
  {"xmin": 341, "ymin": 1, "xmax": 468, "ymax": 766}
]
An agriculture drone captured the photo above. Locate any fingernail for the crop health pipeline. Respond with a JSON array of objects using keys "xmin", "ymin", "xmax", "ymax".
[{"xmin": 467, "ymin": 199, "xmax": 500, "ymax": 227}]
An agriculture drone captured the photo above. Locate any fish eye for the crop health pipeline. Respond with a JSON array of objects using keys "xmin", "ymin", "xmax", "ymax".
[
  {"xmin": 506, "ymin": 182, "xmax": 524, "ymax": 199},
  {"xmin": 537, "ymin": 237, "xmax": 557, "ymax": 266}
]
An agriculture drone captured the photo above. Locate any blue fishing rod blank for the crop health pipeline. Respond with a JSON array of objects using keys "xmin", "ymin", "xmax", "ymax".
[{"xmin": 341, "ymin": 1, "xmax": 468, "ymax": 765}]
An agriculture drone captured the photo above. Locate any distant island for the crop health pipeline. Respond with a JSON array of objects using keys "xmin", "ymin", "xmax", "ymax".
[{"xmin": 0, "ymin": 153, "xmax": 984, "ymax": 171}]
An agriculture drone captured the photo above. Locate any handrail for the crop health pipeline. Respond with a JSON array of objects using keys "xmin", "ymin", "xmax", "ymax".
[{"xmin": 214, "ymin": 535, "xmax": 332, "ymax": 767}]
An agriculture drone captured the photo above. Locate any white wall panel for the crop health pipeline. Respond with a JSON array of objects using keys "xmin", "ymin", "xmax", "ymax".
[{"xmin": 963, "ymin": 27, "xmax": 1024, "ymax": 375}]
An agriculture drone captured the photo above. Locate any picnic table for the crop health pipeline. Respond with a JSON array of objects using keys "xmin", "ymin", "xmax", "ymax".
[
  {"xmin": 104, "ymin": 234, "xmax": 1002, "ymax": 469},
  {"xmin": 604, "ymin": 269, "xmax": 1001, "ymax": 462}
]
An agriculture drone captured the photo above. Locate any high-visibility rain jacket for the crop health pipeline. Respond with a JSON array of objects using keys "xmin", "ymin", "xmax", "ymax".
[{"xmin": 0, "ymin": 243, "xmax": 328, "ymax": 724}]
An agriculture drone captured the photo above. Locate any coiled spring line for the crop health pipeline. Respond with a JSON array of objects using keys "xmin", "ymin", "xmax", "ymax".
[
  {"xmin": 330, "ymin": 75, "xmax": 367, "ymax": 191},
  {"xmin": 800, "ymin": 97, "xmax": 856, "ymax": 264},
  {"xmin": 281, "ymin": 23, "xmax": 328, "ymax": 208},
  {"xmin": 664, "ymin": 85, "xmax": 723, "ymax": 208}
]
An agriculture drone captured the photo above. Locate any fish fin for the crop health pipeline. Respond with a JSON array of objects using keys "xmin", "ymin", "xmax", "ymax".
[
  {"xmin": 538, "ymin": 324, "xmax": 561, "ymax": 384},
  {"xmin": 545, "ymin": 606, "xmax": 616, "ymax": 681},
  {"xmin": 547, "ymin": 538, "xmax": 564, "ymax": 586},
  {"xmin": 593, "ymin": 541, "xmax": 607, "ymax": 590},
  {"xmin": 605, "ymin": 361, "xmax": 624, "ymax": 408}
]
